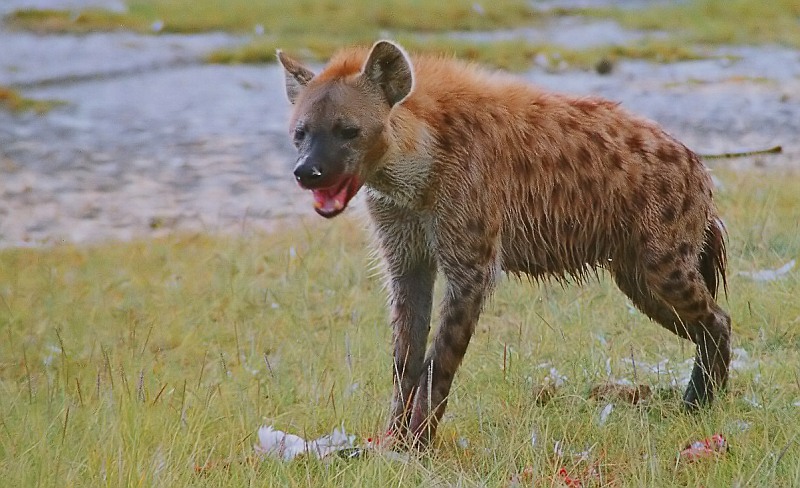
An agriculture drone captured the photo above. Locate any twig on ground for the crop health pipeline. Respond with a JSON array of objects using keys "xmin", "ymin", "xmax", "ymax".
[{"xmin": 699, "ymin": 145, "xmax": 782, "ymax": 159}]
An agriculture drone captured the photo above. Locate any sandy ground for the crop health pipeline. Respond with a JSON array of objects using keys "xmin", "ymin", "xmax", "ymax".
[{"xmin": 1, "ymin": 1, "xmax": 799, "ymax": 247}]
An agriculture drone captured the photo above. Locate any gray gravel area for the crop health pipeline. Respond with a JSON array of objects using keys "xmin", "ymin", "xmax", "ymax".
[{"xmin": 1, "ymin": 1, "xmax": 798, "ymax": 247}]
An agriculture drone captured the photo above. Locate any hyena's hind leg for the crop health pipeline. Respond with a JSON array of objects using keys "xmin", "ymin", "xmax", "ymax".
[{"xmin": 611, "ymin": 227, "xmax": 731, "ymax": 409}]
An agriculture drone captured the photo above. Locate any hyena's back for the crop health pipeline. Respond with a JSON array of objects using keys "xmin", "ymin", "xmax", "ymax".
[{"xmin": 422, "ymin": 78, "xmax": 718, "ymax": 283}]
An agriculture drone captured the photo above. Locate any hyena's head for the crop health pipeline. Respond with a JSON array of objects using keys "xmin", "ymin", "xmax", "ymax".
[{"xmin": 277, "ymin": 40, "xmax": 413, "ymax": 218}]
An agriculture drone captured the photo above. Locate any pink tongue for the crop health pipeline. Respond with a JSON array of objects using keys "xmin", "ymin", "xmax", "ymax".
[{"xmin": 312, "ymin": 182, "xmax": 350, "ymax": 214}]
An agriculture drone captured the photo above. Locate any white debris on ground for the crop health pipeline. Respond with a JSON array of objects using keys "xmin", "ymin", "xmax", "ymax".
[
  {"xmin": 254, "ymin": 425, "xmax": 355, "ymax": 461},
  {"xmin": 738, "ymin": 259, "xmax": 796, "ymax": 282},
  {"xmin": 618, "ymin": 356, "xmax": 693, "ymax": 387},
  {"xmin": 598, "ymin": 403, "xmax": 614, "ymax": 425},
  {"xmin": 543, "ymin": 366, "xmax": 568, "ymax": 387},
  {"xmin": 730, "ymin": 347, "xmax": 758, "ymax": 372}
]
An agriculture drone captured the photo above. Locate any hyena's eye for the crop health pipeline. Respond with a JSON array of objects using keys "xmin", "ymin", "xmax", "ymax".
[
  {"xmin": 340, "ymin": 127, "xmax": 360, "ymax": 140},
  {"xmin": 293, "ymin": 127, "xmax": 306, "ymax": 142}
]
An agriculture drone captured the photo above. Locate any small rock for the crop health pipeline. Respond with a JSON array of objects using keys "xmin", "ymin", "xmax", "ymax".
[{"xmin": 595, "ymin": 57, "xmax": 614, "ymax": 75}]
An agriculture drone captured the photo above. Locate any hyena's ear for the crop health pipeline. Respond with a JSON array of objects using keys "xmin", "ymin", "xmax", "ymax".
[
  {"xmin": 362, "ymin": 40, "xmax": 413, "ymax": 107},
  {"xmin": 276, "ymin": 49, "xmax": 315, "ymax": 104}
]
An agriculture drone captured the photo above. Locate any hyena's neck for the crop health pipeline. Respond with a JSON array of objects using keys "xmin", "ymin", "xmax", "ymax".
[{"xmin": 365, "ymin": 111, "xmax": 435, "ymax": 209}]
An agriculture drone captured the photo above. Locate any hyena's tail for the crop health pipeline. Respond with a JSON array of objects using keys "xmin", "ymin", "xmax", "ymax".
[{"xmin": 699, "ymin": 217, "xmax": 728, "ymax": 299}]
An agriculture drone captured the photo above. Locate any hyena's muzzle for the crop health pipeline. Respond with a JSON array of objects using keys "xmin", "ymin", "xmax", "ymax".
[{"xmin": 292, "ymin": 130, "xmax": 363, "ymax": 219}]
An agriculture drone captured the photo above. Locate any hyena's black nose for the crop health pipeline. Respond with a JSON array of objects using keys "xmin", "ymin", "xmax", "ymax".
[{"xmin": 293, "ymin": 162, "xmax": 323, "ymax": 187}]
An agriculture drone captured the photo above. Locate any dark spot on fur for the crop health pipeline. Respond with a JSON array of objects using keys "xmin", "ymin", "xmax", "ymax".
[
  {"xmin": 668, "ymin": 269, "xmax": 682, "ymax": 281},
  {"xmin": 447, "ymin": 308, "xmax": 465, "ymax": 328},
  {"xmin": 438, "ymin": 134, "xmax": 454, "ymax": 158},
  {"xmin": 662, "ymin": 205, "xmax": 677, "ymax": 223},
  {"xmin": 579, "ymin": 175, "xmax": 594, "ymax": 193},
  {"xmin": 537, "ymin": 155, "xmax": 550, "ymax": 170},
  {"xmin": 663, "ymin": 280, "xmax": 686, "ymax": 296},
  {"xmin": 656, "ymin": 145, "xmax": 676, "ymax": 164},
  {"xmin": 681, "ymin": 195, "xmax": 694, "ymax": 214},
  {"xmin": 551, "ymin": 183, "xmax": 561, "ymax": 202},
  {"xmin": 578, "ymin": 146, "xmax": 593, "ymax": 164},
  {"xmin": 626, "ymin": 133, "xmax": 644, "ymax": 153},
  {"xmin": 679, "ymin": 242, "xmax": 691, "ymax": 256},
  {"xmin": 442, "ymin": 113, "xmax": 453, "ymax": 127},
  {"xmin": 687, "ymin": 271, "xmax": 699, "ymax": 281},
  {"xmin": 441, "ymin": 327, "xmax": 454, "ymax": 346},
  {"xmin": 689, "ymin": 300, "xmax": 707, "ymax": 313},
  {"xmin": 659, "ymin": 181, "xmax": 670, "ymax": 197},
  {"xmin": 566, "ymin": 118, "xmax": 581, "ymax": 131},
  {"xmin": 467, "ymin": 219, "xmax": 485, "ymax": 234},
  {"xmin": 648, "ymin": 252, "xmax": 675, "ymax": 270},
  {"xmin": 589, "ymin": 131, "xmax": 607, "ymax": 150},
  {"xmin": 680, "ymin": 288, "xmax": 695, "ymax": 301},
  {"xmin": 609, "ymin": 152, "xmax": 624, "ymax": 170},
  {"xmin": 462, "ymin": 257, "xmax": 480, "ymax": 271}
]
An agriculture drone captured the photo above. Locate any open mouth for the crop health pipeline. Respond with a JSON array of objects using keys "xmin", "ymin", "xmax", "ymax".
[{"xmin": 309, "ymin": 175, "xmax": 363, "ymax": 218}]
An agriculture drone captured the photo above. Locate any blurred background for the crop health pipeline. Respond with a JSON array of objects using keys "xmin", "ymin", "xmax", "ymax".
[{"xmin": 1, "ymin": 0, "xmax": 798, "ymax": 247}]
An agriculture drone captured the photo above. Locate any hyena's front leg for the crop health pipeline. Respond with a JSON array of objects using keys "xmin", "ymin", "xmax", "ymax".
[
  {"xmin": 368, "ymin": 197, "xmax": 436, "ymax": 441},
  {"xmin": 409, "ymin": 220, "xmax": 498, "ymax": 446},
  {"xmin": 387, "ymin": 263, "xmax": 436, "ymax": 439}
]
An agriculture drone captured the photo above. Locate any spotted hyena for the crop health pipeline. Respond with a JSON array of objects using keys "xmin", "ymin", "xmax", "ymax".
[{"xmin": 277, "ymin": 40, "xmax": 730, "ymax": 447}]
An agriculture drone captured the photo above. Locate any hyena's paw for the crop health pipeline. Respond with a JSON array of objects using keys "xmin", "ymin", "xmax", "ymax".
[
  {"xmin": 682, "ymin": 365, "xmax": 724, "ymax": 411},
  {"xmin": 408, "ymin": 403, "xmax": 438, "ymax": 449}
]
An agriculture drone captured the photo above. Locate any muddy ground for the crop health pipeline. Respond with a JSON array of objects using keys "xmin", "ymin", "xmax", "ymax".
[{"xmin": 1, "ymin": 0, "xmax": 798, "ymax": 247}]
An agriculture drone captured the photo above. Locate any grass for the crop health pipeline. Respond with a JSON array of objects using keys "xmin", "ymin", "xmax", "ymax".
[
  {"xmin": 6, "ymin": 0, "xmax": 798, "ymax": 71},
  {"xmin": 579, "ymin": 0, "xmax": 800, "ymax": 48},
  {"xmin": 1, "ymin": 168, "xmax": 799, "ymax": 485},
  {"xmin": 0, "ymin": 85, "xmax": 65, "ymax": 114},
  {"xmin": 3, "ymin": 0, "xmax": 711, "ymax": 71},
  {"xmin": 4, "ymin": 0, "xmax": 540, "ymax": 35},
  {"xmin": 208, "ymin": 37, "xmax": 708, "ymax": 72}
]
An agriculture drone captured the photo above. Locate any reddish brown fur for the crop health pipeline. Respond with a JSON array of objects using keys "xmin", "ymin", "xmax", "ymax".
[{"xmin": 279, "ymin": 41, "xmax": 731, "ymax": 448}]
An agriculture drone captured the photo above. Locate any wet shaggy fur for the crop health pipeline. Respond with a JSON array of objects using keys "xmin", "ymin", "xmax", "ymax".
[{"xmin": 279, "ymin": 41, "xmax": 731, "ymax": 447}]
